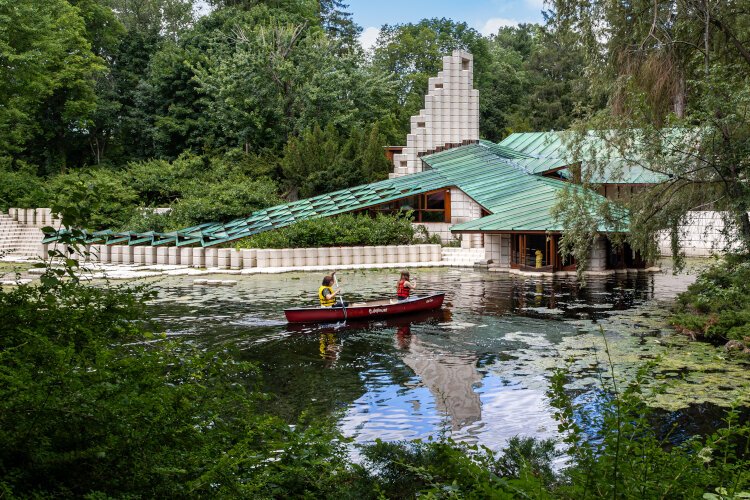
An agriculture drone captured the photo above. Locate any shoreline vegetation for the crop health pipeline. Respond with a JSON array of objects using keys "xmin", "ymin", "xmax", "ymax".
[
  {"xmin": 671, "ymin": 255, "xmax": 750, "ymax": 355},
  {"xmin": 1, "ymin": 252, "xmax": 748, "ymax": 497}
]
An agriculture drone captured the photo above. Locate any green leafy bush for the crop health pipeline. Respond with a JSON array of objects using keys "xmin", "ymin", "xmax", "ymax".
[
  {"xmin": 167, "ymin": 176, "xmax": 280, "ymax": 228},
  {"xmin": 671, "ymin": 256, "xmax": 750, "ymax": 342},
  {"xmin": 0, "ymin": 274, "xmax": 368, "ymax": 498},
  {"xmin": 235, "ymin": 212, "xmax": 441, "ymax": 248},
  {"xmin": 118, "ymin": 152, "xmax": 282, "ymax": 231},
  {"xmin": 45, "ymin": 169, "xmax": 139, "ymax": 230},
  {"xmin": 0, "ymin": 160, "xmax": 47, "ymax": 210}
]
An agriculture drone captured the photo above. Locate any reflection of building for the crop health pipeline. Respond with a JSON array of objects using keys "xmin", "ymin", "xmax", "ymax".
[{"xmin": 400, "ymin": 336, "xmax": 482, "ymax": 430}]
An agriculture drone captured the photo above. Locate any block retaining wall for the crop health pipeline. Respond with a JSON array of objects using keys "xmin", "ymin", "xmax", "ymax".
[
  {"xmin": 39, "ymin": 243, "xmax": 444, "ymax": 270},
  {"xmin": 6, "ymin": 208, "xmax": 63, "ymax": 228}
]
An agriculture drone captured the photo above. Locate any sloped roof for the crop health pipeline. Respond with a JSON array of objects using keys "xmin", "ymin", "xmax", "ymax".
[
  {"xmin": 480, "ymin": 141, "xmax": 570, "ymax": 175},
  {"xmin": 422, "ymin": 143, "xmax": 622, "ymax": 233},
  {"xmin": 46, "ymin": 170, "xmax": 453, "ymax": 247},
  {"xmin": 450, "ymin": 179, "xmax": 626, "ymax": 233},
  {"xmin": 45, "ymin": 141, "xmax": 626, "ymax": 247},
  {"xmin": 500, "ymin": 131, "xmax": 668, "ymax": 184},
  {"xmin": 421, "ymin": 143, "xmax": 568, "ymax": 214}
]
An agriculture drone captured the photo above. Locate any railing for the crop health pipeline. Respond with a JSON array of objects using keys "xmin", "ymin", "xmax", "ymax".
[{"xmin": 511, "ymin": 250, "xmax": 551, "ymax": 268}]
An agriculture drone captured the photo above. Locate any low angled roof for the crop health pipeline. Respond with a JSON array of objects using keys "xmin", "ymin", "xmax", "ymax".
[
  {"xmin": 425, "ymin": 144, "xmax": 624, "ymax": 233},
  {"xmin": 500, "ymin": 131, "xmax": 669, "ymax": 184},
  {"xmin": 45, "ymin": 141, "xmax": 626, "ymax": 247},
  {"xmin": 46, "ymin": 169, "xmax": 452, "ymax": 247}
]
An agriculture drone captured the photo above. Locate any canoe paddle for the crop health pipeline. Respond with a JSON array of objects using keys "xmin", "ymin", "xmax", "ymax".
[{"xmin": 333, "ymin": 271, "xmax": 347, "ymax": 321}]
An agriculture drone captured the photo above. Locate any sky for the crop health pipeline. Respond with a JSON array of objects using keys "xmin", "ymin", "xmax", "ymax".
[{"xmin": 347, "ymin": 0, "xmax": 547, "ymax": 51}]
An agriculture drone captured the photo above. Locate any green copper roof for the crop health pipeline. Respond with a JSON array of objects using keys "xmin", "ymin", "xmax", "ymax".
[
  {"xmin": 44, "ymin": 140, "xmax": 628, "ymax": 247},
  {"xmin": 422, "ymin": 144, "xmax": 623, "ymax": 233},
  {"xmin": 450, "ymin": 179, "xmax": 626, "ymax": 233},
  {"xmin": 479, "ymin": 140, "xmax": 570, "ymax": 175},
  {"xmin": 500, "ymin": 131, "xmax": 669, "ymax": 184},
  {"xmin": 45, "ymin": 169, "xmax": 453, "ymax": 247}
]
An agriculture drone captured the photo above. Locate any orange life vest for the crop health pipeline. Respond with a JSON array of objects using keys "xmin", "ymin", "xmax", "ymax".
[{"xmin": 397, "ymin": 279, "xmax": 410, "ymax": 299}]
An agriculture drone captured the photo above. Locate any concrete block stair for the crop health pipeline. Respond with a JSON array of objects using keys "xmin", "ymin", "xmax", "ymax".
[
  {"xmin": 441, "ymin": 247, "xmax": 485, "ymax": 267},
  {"xmin": 0, "ymin": 213, "xmax": 45, "ymax": 259}
]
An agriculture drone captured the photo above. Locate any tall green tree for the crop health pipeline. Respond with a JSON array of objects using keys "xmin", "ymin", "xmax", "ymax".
[
  {"xmin": 194, "ymin": 6, "xmax": 395, "ymax": 154},
  {"xmin": 549, "ymin": 0, "xmax": 750, "ymax": 267},
  {"xmin": 0, "ymin": 0, "xmax": 105, "ymax": 173},
  {"xmin": 281, "ymin": 122, "xmax": 389, "ymax": 198}
]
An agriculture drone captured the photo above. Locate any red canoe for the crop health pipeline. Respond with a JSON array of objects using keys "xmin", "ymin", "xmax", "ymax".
[{"xmin": 284, "ymin": 293, "xmax": 445, "ymax": 323}]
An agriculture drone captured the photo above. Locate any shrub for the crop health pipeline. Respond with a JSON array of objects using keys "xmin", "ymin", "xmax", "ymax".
[
  {"xmin": 167, "ymin": 176, "xmax": 280, "ymax": 229},
  {"xmin": 0, "ymin": 269, "xmax": 366, "ymax": 497},
  {"xmin": 671, "ymin": 256, "xmax": 750, "ymax": 341},
  {"xmin": 45, "ymin": 169, "xmax": 139, "ymax": 229},
  {"xmin": 0, "ymin": 160, "xmax": 46, "ymax": 210},
  {"xmin": 235, "ymin": 212, "xmax": 441, "ymax": 249}
]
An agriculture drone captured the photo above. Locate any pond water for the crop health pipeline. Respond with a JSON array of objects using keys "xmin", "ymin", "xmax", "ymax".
[{"xmin": 143, "ymin": 264, "xmax": 750, "ymax": 450}]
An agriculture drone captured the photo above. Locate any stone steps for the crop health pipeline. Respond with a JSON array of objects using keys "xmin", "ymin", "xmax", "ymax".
[{"xmin": 0, "ymin": 212, "xmax": 45, "ymax": 258}]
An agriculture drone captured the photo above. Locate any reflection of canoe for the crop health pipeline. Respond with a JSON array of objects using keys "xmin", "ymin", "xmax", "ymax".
[{"xmin": 284, "ymin": 293, "xmax": 445, "ymax": 324}]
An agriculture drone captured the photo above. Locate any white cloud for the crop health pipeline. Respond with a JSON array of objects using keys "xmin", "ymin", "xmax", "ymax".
[
  {"xmin": 358, "ymin": 26, "xmax": 380, "ymax": 52},
  {"xmin": 478, "ymin": 17, "xmax": 519, "ymax": 37},
  {"xmin": 525, "ymin": 0, "xmax": 545, "ymax": 9}
]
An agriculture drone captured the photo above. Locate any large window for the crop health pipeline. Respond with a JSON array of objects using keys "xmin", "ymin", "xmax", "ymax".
[{"xmin": 360, "ymin": 189, "xmax": 451, "ymax": 223}]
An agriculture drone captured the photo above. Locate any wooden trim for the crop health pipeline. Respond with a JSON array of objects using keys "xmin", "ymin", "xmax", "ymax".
[{"xmin": 444, "ymin": 189, "xmax": 451, "ymax": 222}]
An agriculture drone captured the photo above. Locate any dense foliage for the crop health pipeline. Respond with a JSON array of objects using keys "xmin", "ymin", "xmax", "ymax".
[
  {"xmin": 0, "ymin": 0, "xmax": 595, "ymax": 232},
  {"xmin": 672, "ymin": 256, "xmax": 750, "ymax": 345},
  {"xmin": 236, "ymin": 212, "xmax": 441, "ymax": 249},
  {"xmin": 0, "ymin": 270, "xmax": 368, "ymax": 497},
  {"xmin": 548, "ymin": 0, "xmax": 750, "ymax": 270}
]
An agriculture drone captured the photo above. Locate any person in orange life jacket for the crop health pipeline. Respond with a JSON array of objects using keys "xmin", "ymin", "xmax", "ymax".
[
  {"xmin": 319, "ymin": 271, "xmax": 347, "ymax": 307},
  {"xmin": 397, "ymin": 270, "xmax": 415, "ymax": 301}
]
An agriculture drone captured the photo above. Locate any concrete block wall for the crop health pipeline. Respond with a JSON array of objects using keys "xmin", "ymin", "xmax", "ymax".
[
  {"xmin": 391, "ymin": 50, "xmax": 479, "ymax": 178},
  {"xmin": 588, "ymin": 235, "xmax": 608, "ymax": 271},
  {"xmin": 5, "ymin": 208, "xmax": 62, "ymax": 229},
  {"xmin": 441, "ymin": 247, "xmax": 485, "ymax": 266},
  {"xmin": 657, "ymin": 211, "xmax": 744, "ymax": 257},
  {"xmin": 38, "ymin": 244, "xmax": 445, "ymax": 270},
  {"xmin": 485, "ymin": 234, "xmax": 511, "ymax": 267}
]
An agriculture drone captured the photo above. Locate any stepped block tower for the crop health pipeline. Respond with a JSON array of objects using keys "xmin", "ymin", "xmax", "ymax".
[{"xmin": 390, "ymin": 50, "xmax": 479, "ymax": 178}]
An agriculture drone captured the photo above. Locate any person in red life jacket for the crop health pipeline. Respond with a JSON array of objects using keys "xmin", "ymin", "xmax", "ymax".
[{"xmin": 396, "ymin": 270, "xmax": 415, "ymax": 301}]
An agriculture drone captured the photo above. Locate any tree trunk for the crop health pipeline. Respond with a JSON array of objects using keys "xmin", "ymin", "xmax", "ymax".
[
  {"xmin": 673, "ymin": 73, "xmax": 686, "ymax": 118},
  {"xmin": 738, "ymin": 211, "xmax": 750, "ymax": 254}
]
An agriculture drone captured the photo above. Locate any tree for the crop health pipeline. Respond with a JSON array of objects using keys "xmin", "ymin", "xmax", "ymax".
[
  {"xmin": 0, "ymin": 0, "xmax": 105, "ymax": 173},
  {"xmin": 105, "ymin": 0, "xmax": 196, "ymax": 40},
  {"xmin": 548, "ymin": 0, "xmax": 750, "ymax": 268},
  {"xmin": 194, "ymin": 5, "xmax": 396, "ymax": 154},
  {"xmin": 318, "ymin": 0, "xmax": 361, "ymax": 51}
]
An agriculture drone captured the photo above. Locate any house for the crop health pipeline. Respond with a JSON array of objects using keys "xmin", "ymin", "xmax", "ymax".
[{"xmin": 48, "ymin": 50, "xmax": 662, "ymax": 274}]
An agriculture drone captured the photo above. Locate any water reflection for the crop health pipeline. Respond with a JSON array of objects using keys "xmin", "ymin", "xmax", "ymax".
[
  {"xmin": 139, "ymin": 266, "xmax": 742, "ymax": 451},
  {"xmin": 400, "ymin": 333, "xmax": 482, "ymax": 431}
]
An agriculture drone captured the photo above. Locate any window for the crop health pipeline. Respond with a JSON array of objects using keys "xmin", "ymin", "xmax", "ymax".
[{"xmin": 357, "ymin": 189, "xmax": 451, "ymax": 223}]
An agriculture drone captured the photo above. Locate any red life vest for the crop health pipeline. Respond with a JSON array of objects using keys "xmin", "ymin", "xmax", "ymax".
[{"xmin": 397, "ymin": 279, "xmax": 410, "ymax": 299}]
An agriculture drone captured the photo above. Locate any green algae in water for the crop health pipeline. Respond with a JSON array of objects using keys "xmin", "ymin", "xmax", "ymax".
[{"xmin": 556, "ymin": 303, "xmax": 750, "ymax": 411}]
